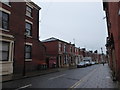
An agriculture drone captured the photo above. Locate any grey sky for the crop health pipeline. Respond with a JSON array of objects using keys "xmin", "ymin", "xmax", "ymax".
[{"xmin": 32, "ymin": 0, "xmax": 107, "ymax": 54}]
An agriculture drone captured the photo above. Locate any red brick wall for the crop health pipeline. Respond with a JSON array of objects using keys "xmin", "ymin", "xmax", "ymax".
[
  {"xmin": 43, "ymin": 41, "xmax": 58, "ymax": 55},
  {"xmin": 106, "ymin": 2, "xmax": 120, "ymax": 81},
  {"xmin": 1, "ymin": 2, "xmax": 46, "ymax": 75}
]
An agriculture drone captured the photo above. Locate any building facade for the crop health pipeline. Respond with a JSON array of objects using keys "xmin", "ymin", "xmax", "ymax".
[
  {"xmin": 42, "ymin": 37, "xmax": 77, "ymax": 68},
  {"xmin": 42, "ymin": 37, "xmax": 104, "ymax": 69},
  {"xmin": 0, "ymin": 1, "xmax": 46, "ymax": 77},
  {"xmin": 103, "ymin": 2, "xmax": 120, "ymax": 81}
]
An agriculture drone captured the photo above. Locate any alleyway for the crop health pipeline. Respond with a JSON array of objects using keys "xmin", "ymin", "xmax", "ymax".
[{"xmin": 3, "ymin": 64, "xmax": 117, "ymax": 89}]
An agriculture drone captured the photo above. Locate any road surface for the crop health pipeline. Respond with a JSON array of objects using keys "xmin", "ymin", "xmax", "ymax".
[{"xmin": 2, "ymin": 64, "xmax": 117, "ymax": 89}]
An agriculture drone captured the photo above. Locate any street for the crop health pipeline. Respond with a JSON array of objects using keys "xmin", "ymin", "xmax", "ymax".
[{"xmin": 2, "ymin": 64, "xmax": 117, "ymax": 89}]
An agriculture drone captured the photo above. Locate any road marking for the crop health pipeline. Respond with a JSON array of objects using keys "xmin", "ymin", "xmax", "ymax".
[
  {"xmin": 49, "ymin": 74, "xmax": 66, "ymax": 80},
  {"xmin": 15, "ymin": 84, "xmax": 32, "ymax": 90},
  {"xmin": 69, "ymin": 66, "xmax": 101, "ymax": 88},
  {"xmin": 106, "ymin": 76, "xmax": 111, "ymax": 79},
  {"xmin": 70, "ymin": 80, "xmax": 82, "ymax": 88}
]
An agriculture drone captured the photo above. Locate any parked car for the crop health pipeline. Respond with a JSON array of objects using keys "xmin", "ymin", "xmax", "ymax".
[
  {"xmin": 83, "ymin": 57, "xmax": 92, "ymax": 66},
  {"xmin": 77, "ymin": 62, "xmax": 86, "ymax": 68},
  {"xmin": 91, "ymin": 61, "xmax": 95, "ymax": 65},
  {"xmin": 85, "ymin": 61, "xmax": 91, "ymax": 66}
]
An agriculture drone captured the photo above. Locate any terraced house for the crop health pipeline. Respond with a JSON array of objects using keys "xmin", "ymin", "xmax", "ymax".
[
  {"xmin": 42, "ymin": 37, "xmax": 77, "ymax": 68},
  {"xmin": 0, "ymin": 0, "xmax": 46, "ymax": 80}
]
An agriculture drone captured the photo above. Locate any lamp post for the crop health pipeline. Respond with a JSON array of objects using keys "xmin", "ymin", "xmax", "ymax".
[
  {"xmin": 23, "ymin": 32, "xmax": 27, "ymax": 76},
  {"xmin": 101, "ymin": 47, "xmax": 104, "ymax": 63}
]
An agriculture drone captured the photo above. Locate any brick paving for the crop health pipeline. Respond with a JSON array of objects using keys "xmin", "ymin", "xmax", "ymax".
[{"xmin": 76, "ymin": 64, "xmax": 118, "ymax": 88}]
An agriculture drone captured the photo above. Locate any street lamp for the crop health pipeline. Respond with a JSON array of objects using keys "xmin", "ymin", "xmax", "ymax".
[
  {"xmin": 101, "ymin": 47, "xmax": 104, "ymax": 63},
  {"xmin": 23, "ymin": 31, "xmax": 28, "ymax": 76}
]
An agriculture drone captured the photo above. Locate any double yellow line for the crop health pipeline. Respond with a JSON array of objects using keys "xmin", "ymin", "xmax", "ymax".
[{"xmin": 69, "ymin": 66, "xmax": 101, "ymax": 89}]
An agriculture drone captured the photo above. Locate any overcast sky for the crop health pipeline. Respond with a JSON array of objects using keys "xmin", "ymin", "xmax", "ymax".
[{"xmin": 32, "ymin": 0, "xmax": 108, "ymax": 54}]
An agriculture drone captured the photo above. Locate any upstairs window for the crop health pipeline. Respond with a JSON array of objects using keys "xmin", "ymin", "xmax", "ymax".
[
  {"xmin": 64, "ymin": 44, "xmax": 66, "ymax": 52},
  {"xmin": 59, "ymin": 43, "xmax": 62, "ymax": 52},
  {"xmin": 25, "ymin": 22, "xmax": 32, "ymax": 36},
  {"xmin": 0, "ymin": 11, "xmax": 9, "ymax": 30},
  {"xmin": 26, "ymin": 6, "xmax": 32, "ymax": 17},
  {"xmin": 70, "ymin": 47, "xmax": 72, "ymax": 53}
]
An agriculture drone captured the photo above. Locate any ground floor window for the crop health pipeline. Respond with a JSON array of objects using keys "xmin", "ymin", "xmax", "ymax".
[
  {"xmin": 0, "ymin": 41, "xmax": 9, "ymax": 61},
  {"xmin": 64, "ymin": 55, "xmax": 68, "ymax": 64},
  {"xmin": 25, "ymin": 45, "xmax": 32, "ymax": 59}
]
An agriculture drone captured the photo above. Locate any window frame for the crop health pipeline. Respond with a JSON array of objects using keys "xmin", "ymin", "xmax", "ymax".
[
  {"xmin": 0, "ymin": 11, "xmax": 9, "ymax": 30},
  {"xmin": 25, "ymin": 22, "xmax": 32, "ymax": 36},
  {"xmin": 59, "ymin": 43, "xmax": 62, "ymax": 52},
  {"xmin": 26, "ymin": 6, "xmax": 32, "ymax": 17},
  {"xmin": 0, "ymin": 41, "xmax": 9, "ymax": 61},
  {"xmin": 70, "ymin": 47, "xmax": 72, "ymax": 53},
  {"xmin": 25, "ymin": 45, "xmax": 32, "ymax": 61},
  {"xmin": 64, "ymin": 44, "xmax": 66, "ymax": 53}
]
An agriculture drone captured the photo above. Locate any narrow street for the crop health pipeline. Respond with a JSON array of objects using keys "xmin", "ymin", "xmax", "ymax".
[
  {"xmin": 2, "ymin": 64, "xmax": 117, "ymax": 89},
  {"xmin": 1, "ymin": 1, "xmax": 120, "ymax": 89}
]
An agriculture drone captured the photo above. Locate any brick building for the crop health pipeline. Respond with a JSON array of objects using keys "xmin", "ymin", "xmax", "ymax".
[
  {"xmin": 42, "ymin": 37, "xmax": 76, "ymax": 68},
  {"xmin": 75, "ymin": 47, "xmax": 82, "ymax": 65},
  {"xmin": 0, "ymin": 1, "xmax": 46, "ymax": 77},
  {"xmin": 103, "ymin": 2, "xmax": 120, "ymax": 81}
]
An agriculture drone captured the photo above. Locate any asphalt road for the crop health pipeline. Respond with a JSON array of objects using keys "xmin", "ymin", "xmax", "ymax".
[{"xmin": 2, "ymin": 64, "xmax": 114, "ymax": 89}]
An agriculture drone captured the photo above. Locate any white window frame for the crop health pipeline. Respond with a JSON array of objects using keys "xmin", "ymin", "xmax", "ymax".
[
  {"xmin": 0, "ymin": 33, "xmax": 14, "ymax": 75},
  {"xmin": 0, "ymin": 39, "xmax": 14, "ymax": 62},
  {"xmin": 26, "ymin": 5, "xmax": 32, "ymax": 18},
  {"xmin": 0, "ymin": 8, "xmax": 11, "ymax": 31}
]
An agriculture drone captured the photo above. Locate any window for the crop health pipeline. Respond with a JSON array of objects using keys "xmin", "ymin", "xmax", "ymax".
[
  {"xmin": 119, "ymin": 9, "xmax": 120, "ymax": 15},
  {"xmin": 0, "ymin": 41, "xmax": 9, "ymax": 61},
  {"xmin": 26, "ymin": 6, "xmax": 32, "ymax": 17},
  {"xmin": 25, "ymin": 22, "xmax": 32, "ymax": 36},
  {"xmin": 0, "ymin": 11, "xmax": 9, "ymax": 30},
  {"xmin": 59, "ymin": 43, "xmax": 62, "ymax": 52},
  {"xmin": 70, "ymin": 47, "xmax": 72, "ymax": 53},
  {"xmin": 25, "ymin": 45, "xmax": 32, "ymax": 59},
  {"xmin": 64, "ymin": 44, "xmax": 66, "ymax": 52},
  {"xmin": 64, "ymin": 55, "xmax": 68, "ymax": 64}
]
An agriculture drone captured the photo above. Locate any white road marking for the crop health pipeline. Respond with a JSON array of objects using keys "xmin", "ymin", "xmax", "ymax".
[
  {"xmin": 106, "ymin": 76, "xmax": 111, "ymax": 79},
  {"xmin": 15, "ymin": 84, "xmax": 32, "ymax": 90},
  {"xmin": 49, "ymin": 74, "xmax": 66, "ymax": 80}
]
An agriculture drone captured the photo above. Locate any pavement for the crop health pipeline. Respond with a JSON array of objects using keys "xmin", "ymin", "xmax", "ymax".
[
  {"xmin": 70, "ymin": 64, "xmax": 118, "ymax": 88},
  {"xmin": 2, "ymin": 64, "xmax": 119, "ymax": 89}
]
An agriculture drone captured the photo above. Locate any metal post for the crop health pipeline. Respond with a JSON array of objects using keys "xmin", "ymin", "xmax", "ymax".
[
  {"xmin": 101, "ymin": 47, "xmax": 104, "ymax": 63},
  {"xmin": 23, "ymin": 32, "xmax": 27, "ymax": 76}
]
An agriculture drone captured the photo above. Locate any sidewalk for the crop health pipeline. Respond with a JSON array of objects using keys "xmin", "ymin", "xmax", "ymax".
[
  {"xmin": 76, "ymin": 64, "xmax": 118, "ymax": 88},
  {"xmin": 2, "ymin": 66, "xmax": 76, "ymax": 82}
]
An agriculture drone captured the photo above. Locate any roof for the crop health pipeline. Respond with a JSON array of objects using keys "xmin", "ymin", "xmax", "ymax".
[
  {"xmin": 42, "ymin": 37, "xmax": 76, "ymax": 47},
  {"xmin": 42, "ymin": 37, "xmax": 59, "ymax": 43},
  {"xmin": 25, "ymin": 0, "xmax": 41, "ymax": 10}
]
